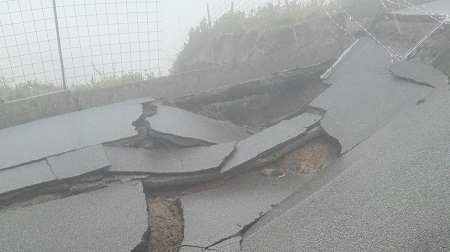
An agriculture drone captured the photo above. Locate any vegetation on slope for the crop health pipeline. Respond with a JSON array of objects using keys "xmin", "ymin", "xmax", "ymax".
[
  {"xmin": 171, "ymin": 0, "xmax": 437, "ymax": 73},
  {"xmin": 0, "ymin": 0, "xmax": 439, "ymax": 103},
  {"xmin": 171, "ymin": 1, "xmax": 325, "ymax": 73},
  {"xmin": 0, "ymin": 65, "xmax": 154, "ymax": 103},
  {"xmin": 0, "ymin": 77, "xmax": 61, "ymax": 104}
]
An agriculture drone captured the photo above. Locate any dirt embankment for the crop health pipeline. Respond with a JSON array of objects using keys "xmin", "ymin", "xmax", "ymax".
[{"xmin": 166, "ymin": 62, "xmax": 332, "ymax": 129}]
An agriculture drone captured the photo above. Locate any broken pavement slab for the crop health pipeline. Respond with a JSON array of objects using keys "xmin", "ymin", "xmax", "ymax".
[
  {"xmin": 310, "ymin": 38, "xmax": 436, "ymax": 153},
  {"xmin": 241, "ymin": 90, "xmax": 450, "ymax": 251},
  {"xmin": 320, "ymin": 39, "xmax": 360, "ymax": 82},
  {"xmin": 104, "ymin": 142, "xmax": 236, "ymax": 174},
  {"xmin": 180, "ymin": 174, "xmax": 314, "ymax": 250},
  {"xmin": 390, "ymin": 56, "xmax": 449, "ymax": 88},
  {"xmin": 0, "ymin": 97, "xmax": 152, "ymax": 170},
  {"xmin": 0, "ymin": 160, "xmax": 57, "ymax": 195},
  {"xmin": 0, "ymin": 183, "xmax": 148, "ymax": 252},
  {"xmin": 145, "ymin": 105, "xmax": 251, "ymax": 144},
  {"xmin": 47, "ymin": 145, "xmax": 111, "ymax": 179},
  {"xmin": 221, "ymin": 112, "xmax": 322, "ymax": 175}
]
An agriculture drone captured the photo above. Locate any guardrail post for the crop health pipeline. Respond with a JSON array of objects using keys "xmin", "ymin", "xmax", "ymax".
[
  {"xmin": 285, "ymin": 0, "xmax": 299, "ymax": 48},
  {"xmin": 207, "ymin": 4, "xmax": 216, "ymax": 66},
  {"xmin": 51, "ymin": 0, "xmax": 67, "ymax": 89}
]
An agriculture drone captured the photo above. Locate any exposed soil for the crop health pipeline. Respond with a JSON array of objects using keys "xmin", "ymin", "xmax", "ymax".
[
  {"xmin": 142, "ymin": 136, "xmax": 340, "ymax": 252},
  {"xmin": 143, "ymin": 136, "xmax": 340, "ymax": 252},
  {"xmin": 274, "ymin": 136, "xmax": 340, "ymax": 174},
  {"xmin": 147, "ymin": 197, "xmax": 184, "ymax": 252}
]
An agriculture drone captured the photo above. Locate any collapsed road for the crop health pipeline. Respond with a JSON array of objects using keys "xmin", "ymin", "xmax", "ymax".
[
  {"xmin": 1, "ymin": 36, "xmax": 449, "ymax": 251},
  {"xmin": 1, "ymin": 2, "xmax": 450, "ymax": 250},
  {"xmin": 0, "ymin": 98, "xmax": 329, "ymax": 252}
]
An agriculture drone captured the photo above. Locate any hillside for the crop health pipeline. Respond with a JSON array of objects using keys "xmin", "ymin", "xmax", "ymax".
[{"xmin": 170, "ymin": 0, "xmax": 439, "ymax": 73}]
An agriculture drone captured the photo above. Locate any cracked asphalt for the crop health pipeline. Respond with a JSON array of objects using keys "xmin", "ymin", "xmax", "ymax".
[{"xmin": 1, "ymin": 35, "xmax": 449, "ymax": 252}]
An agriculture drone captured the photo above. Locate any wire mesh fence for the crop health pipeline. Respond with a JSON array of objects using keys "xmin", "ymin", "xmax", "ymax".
[
  {"xmin": 0, "ymin": 0, "xmax": 446, "ymax": 101},
  {"xmin": 1, "ymin": 0, "xmax": 292, "ymax": 93},
  {"xmin": 0, "ymin": 0, "xmax": 161, "ymax": 90},
  {"xmin": 0, "ymin": 0, "xmax": 325, "ymax": 91},
  {"xmin": 202, "ymin": 0, "xmax": 447, "ymax": 65},
  {"xmin": 191, "ymin": 0, "xmax": 306, "ymax": 70},
  {"xmin": 0, "ymin": 0, "xmax": 61, "ymax": 87}
]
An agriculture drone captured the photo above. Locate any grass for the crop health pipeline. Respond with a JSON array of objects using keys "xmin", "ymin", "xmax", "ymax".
[
  {"xmin": 0, "ymin": 77, "xmax": 61, "ymax": 104},
  {"xmin": 70, "ymin": 64, "xmax": 155, "ymax": 93},
  {"xmin": 170, "ymin": 0, "xmax": 437, "ymax": 73},
  {"xmin": 0, "ymin": 64, "xmax": 156, "ymax": 104}
]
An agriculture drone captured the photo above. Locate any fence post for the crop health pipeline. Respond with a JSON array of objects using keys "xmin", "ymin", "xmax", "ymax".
[
  {"xmin": 285, "ymin": 0, "xmax": 299, "ymax": 48},
  {"xmin": 207, "ymin": 4, "xmax": 216, "ymax": 66},
  {"xmin": 51, "ymin": 0, "xmax": 67, "ymax": 89}
]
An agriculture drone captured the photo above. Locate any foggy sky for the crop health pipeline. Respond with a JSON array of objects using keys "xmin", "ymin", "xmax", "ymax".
[{"xmin": 0, "ymin": 0, "xmax": 276, "ymax": 86}]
